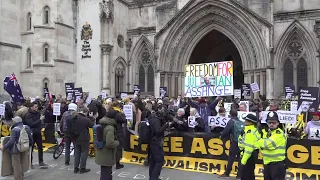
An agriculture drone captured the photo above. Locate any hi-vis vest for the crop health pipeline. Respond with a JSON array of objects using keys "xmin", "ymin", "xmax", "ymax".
[
  {"xmin": 254, "ymin": 128, "xmax": 287, "ymax": 165},
  {"xmin": 238, "ymin": 125, "xmax": 261, "ymax": 165}
]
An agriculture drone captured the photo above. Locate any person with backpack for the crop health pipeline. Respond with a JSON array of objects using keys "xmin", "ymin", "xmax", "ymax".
[
  {"xmin": 106, "ymin": 101, "xmax": 126, "ymax": 169},
  {"xmin": 219, "ymin": 110, "xmax": 244, "ymax": 179},
  {"xmin": 94, "ymin": 116, "xmax": 120, "ymax": 180},
  {"xmin": 70, "ymin": 106, "xmax": 94, "ymax": 174},
  {"xmin": 0, "ymin": 116, "xmax": 33, "ymax": 180},
  {"xmin": 60, "ymin": 103, "xmax": 78, "ymax": 166}
]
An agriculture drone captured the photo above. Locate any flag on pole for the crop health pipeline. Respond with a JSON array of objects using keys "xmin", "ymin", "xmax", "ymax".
[{"xmin": 3, "ymin": 73, "xmax": 25, "ymax": 103}]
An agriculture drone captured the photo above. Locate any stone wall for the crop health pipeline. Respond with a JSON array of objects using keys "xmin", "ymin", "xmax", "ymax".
[{"xmin": 274, "ymin": 0, "xmax": 320, "ymax": 13}]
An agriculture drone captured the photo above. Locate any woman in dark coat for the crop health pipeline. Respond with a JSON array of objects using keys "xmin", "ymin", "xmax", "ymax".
[{"xmin": 106, "ymin": 101, "xmax": 126, "ymax": 169}]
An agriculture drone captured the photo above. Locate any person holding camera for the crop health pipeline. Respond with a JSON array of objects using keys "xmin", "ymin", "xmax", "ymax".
[{"xmin": 147, "ymin": 110, "xmax": 172, "ymax": 180}]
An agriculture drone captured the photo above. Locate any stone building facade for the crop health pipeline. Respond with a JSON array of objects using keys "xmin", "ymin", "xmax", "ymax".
[{"xmin": 1, "ymin": 0, "xmax": 320, "ymax": 99}]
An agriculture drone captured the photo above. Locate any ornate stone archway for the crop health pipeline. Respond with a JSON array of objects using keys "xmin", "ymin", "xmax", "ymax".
[{"xmin": 155, "ymin": 0, "xmax": 271, "ymax": 98}]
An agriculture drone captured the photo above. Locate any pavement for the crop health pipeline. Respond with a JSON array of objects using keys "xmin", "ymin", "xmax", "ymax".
[{"xmin": 0, "ymin": 151, "xmax": 226, "ymax": 180}]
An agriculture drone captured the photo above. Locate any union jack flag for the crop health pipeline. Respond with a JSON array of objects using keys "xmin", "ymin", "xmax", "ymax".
[{"xmin": 3, "ymin": 73, "xmax": 25, "ymax": 103}]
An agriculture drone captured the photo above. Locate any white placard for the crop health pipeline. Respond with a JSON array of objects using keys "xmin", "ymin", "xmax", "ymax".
[
  {"xmin": 290, "ymin": 101, "xmax": 298, "ymax": 112},
  {"xmin": 309, "ymin": 128, "xmax": 320, "ymax": 139},
  {"xmin": 234, "ymin": 89, "xmax": 241, "ymax": 99},
  {"xmin": 101, "ymin": 91, "xmax": 107, "ymax": 99},
  {"xmin": 53, "ymin": 103, "xmax": 61, "ymax": 116},
  {"xmin": 237, "ymin": 111, "xmax": 256, "ymax": 122},
  {"xmin": 0, "ymin": 104, "xmax": 4, "ymax": 116},
  {"xmin": 239, "ymin": 101, "xmax": 249, "ymax": 112},
  {"xmin": 261, "ymin": 110, "xmax": 297, "ymax": 124},
  {"xmin": 250, "ymin": 82, "xmax": 260, "ymax": 93},
  {"xmin": 188, "ymin": 116, "xmax": 196, "ymax": 128},
  {"xmin": 208, "ymin": 116, "xmax": 230, "ymax": 127},
  {"xmin": 123, "ymin": 105, "xmax": 133, "ymax": 120},
  {"xmin": 121, "ymin": 93, "xmax": 128, "ymax": 99}
]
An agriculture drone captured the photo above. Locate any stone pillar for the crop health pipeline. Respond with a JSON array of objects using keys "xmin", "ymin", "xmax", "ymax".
[
  {"xmin": 266, "ymin": 68, "xmax": 274, "ymax": 99},
  {"xmin": 125, "ymin": 39, "xmax": 132, "ymax": 91},
  {"xmin": 253, "ymin": 71, "xmax": 258, "ymax": 99},
  {"xmin": 178, "ymin": 73, "xmax": 182, "ymax": 96},
  {"xmin": 100, "ymin": 44, "xmax": 113, "ymax": 95},
  {"xmin": 164, "ymin": 73, "xmax": 168, "ymax": 88},
  {"xmin": 314, "ymin": 21, "xmax": 320, "ymax": 86},
  {"xmin": 155, "ymin": 72, "xmax": 161, "ymax": 98},
  {"xmin": 260, "ymin": 71, "xmax": 264, "ymax": 96},
  {"xmin": 168, "ymin": 73, "xmax": 172, "ymax": 97}
]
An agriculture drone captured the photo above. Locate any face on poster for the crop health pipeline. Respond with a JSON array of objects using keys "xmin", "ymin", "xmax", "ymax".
[
  {"xmin": 298, "ymin": 87, "xmax": 319, "ymax": 112},
  {"xmin": 184, "ymin": 61, "xmax": 233, "ymax": 97}
]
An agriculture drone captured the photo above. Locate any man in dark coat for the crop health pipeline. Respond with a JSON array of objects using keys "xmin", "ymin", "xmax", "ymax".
[
  {"xmin": 106, "ymin": 101, "xmax": 126, "ymax": 169},
  {"xmin": 72, "ymin": 106, "xmax": 94, "ymax": 174},
  {"xmin": 24, "ymin": 102, "xmax": 47, "ymax": 168}
]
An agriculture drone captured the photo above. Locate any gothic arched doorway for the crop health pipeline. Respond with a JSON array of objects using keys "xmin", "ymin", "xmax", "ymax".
[{"xmin": 189, "ymin": 30, "xmax": 243, "ymax": 90}]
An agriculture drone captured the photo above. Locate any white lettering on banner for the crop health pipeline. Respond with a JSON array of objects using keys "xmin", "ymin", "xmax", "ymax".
[
  {"xmin": 53, "ymin": 103, "xmax": 61, "ymax": 116},
  {"xmin": 250, "ymin": 82, "xmax": 260, "ymax": 93},
  {"xmin": 309, "ymin": 128, "xmax": 320, "ymax": 139},
  {"xmin": 208, "ymin": 116, "xmax": 230, "ymax": 127},
  {"xmin": 0, "ymin": 104, "xmax": 4, "ymax": 116},
  {"xmin": 123, "ymin": 105, "xmax": 133, "ymax": 120},
  {"xmin": 188, "ymin": 116, "xmax": 196, "ymax": 128},
  {"xmin": 237, "ymin": 111, "xmax": 256, "ymax": 122},
  {"xmin": 290, "ymin": 101, "xmax": 298, "ymax": 112},
  {"xmin": 261, "ymin": 111, "xmax": 297, "ymax": 124}
]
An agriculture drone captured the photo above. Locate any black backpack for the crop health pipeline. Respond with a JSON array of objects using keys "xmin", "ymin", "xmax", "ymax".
[
  {"xmin": 138, "ymin": 119, "xmax": 153, "ymax": 144},
  {"xmin": 67, "ymin": 115, "xmax": 80, "ymax": 138}
]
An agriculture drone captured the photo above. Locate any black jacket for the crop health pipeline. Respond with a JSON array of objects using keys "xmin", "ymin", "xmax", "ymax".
[
  {"xmin": 73, "ymin": 113, "xmax": 94, "ymax": 143},
  {"xmin": 106, "ymin": 109, "xmax": 126, "ymax": 149},
  {"xmin": 149, "ymin": 112, "xmax": 169, "ymax": 143},
  {"xmin": 193, "ymin": 117, "xmax": 205, "ymax": 132},
  {"xmin": 24, "ymin": 109, "xmax": 42, "ymax": 134}
]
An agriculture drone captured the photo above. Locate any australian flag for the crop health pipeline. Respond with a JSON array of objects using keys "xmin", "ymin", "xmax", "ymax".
[{"xmin": 3, "ymin": 73, "xmax": 25, "ymax": 103}]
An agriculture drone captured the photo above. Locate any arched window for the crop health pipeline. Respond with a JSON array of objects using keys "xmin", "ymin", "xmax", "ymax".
[
  {"xmin": 139, "ymin": 66, "xmax": 145, "ymax": 92},
  {"xmin": 43, "ymin": 43, "xmax": 49, "ymax": 62},
  {"xmin": 283, "ymin": 59, "xmax": 294, "ymax": 87},
  {"xmin": 43, "ymin": 6, "xmax": 50, "ymax": 24},
  {"xmin": 27, "ymin": 12, "xmax": 32, "ymax": 30},
  {"xmin": 297, "ymin": 59, "xmax": 308, "ymax": 88},
  {"xmin": 43, "ymin": 78, "xmax": 49, "ymax": 89},
  {"xmin": 147, "ymin": 65, "xmax": 154, "ymax": 92},
  {"xmin": 26, "ymin": 48, "xmax": 31, "ymax": 68},
  {"xmin": 115, "ymin": 63, "xmax": 125, "ymax": 94}
]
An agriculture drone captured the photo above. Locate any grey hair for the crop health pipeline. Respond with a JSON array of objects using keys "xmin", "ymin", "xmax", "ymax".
[{"xmin": 177, "ymin": 108, "xmax": 185, "ymax": 115}]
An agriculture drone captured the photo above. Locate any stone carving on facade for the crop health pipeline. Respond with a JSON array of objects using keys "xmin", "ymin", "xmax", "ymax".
[
  {"xmin": 125, "ymin": 38, "xmax": 132, "ymax": 52},
  {"xmin": 315, "ymin": 20, "xmax": 320, "ymax": 38},
  {"xmin": 169, "ymin": 7, "xmax": 257, "ymax": 71},
  {"xmin": 99, "ymin": 0, "xmax": 114, "ymax": 22},
  {"xmin": 101, "ymin": 44, "xmax": 113, "ymax": 55}
]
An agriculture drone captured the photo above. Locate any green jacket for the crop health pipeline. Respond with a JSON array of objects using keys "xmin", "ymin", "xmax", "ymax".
[{"xmin": 95, "ymin": 117, "xmax": 120, "ymax": 167}]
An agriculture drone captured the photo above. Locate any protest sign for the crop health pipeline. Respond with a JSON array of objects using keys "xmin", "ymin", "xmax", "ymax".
[
  {"xmin": 261, "ymin": 111, "xmax": 297, "ymax": 124},
  {"xmin": 133, "ymin": 85, "xmax": 140, "ymax": 95},
  {"xmin": 0, "ymin": 104, "xmax": 4, "ymax": 116},
  {"xmin": 65, "ymin": 83, "xmax": 74, "ymax": 101},
  {"xmin": 188, "ymin": 116, "xmax": 196, "ymax": 128},
  {"xmin": 250, "ymin": 82, "xmax": 260, "ymax": 93},
  {"xmin": 297, "ymin": 87, "xmax": 319, "ymax": 112},
  {"xmin": 239, "ymin": 101, "xmax": 249, "ymax": 112},
  {"xmin": 285, "ymin": 85, "xmax": 295, "ymax": 99},
  {"xmin": 121, "ymin": 93, "xmax": 128, "ymax": 99},
  {"xmin": 234, "ymin": 89, "xmax": 241, "ymax": 99},
  {"xmin": 242, "ymin": 84, "xmax": 251, "ymax": 97},
  {"xmin": 290, "ymin": 101, "xmax": 298, "ymax": 112},
  {"xmin": 184, "ymin": 61, "xmax": 233, "ymax": 97},
  {"xmin": 160, "ymin": 87, "xmax": 168, "ymax": 98},
  {"xmin": 123, "ymin": 105, "xmax": 133, "ymax": 120},
  {"xmin": 73, "ymin": 88, "xmax": 83, "ymax": 103},
  {"xmin": 53, "ymin": 103, "xmax": 61, "ymax": 116},
  {"xmin": 309, "ymin": 128, "xmax": 320, "ymax": 139},
  {"xmin": 208, "ymin": 116, "xmax": 230, "ymax": 127},
  {"xmin": 101, "ymin": 91, "xmax": 107, "ymax": 99}
]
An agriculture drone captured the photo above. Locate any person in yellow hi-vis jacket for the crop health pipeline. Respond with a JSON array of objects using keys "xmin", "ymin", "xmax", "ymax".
[
  {"xmin": 254, "ymin": 111, "xmax": 287, "ymax": 180},
  {"xmin": 238, "ymin": 114, "xmax": 261, "ymax": 180}
]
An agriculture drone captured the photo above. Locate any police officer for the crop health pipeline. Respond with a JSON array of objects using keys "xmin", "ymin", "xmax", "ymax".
[
  {"xmin": 254, "ymin": 111, "xmax": 287, "ymax": 180},
  {"xmin": 238, "ymin": 114, "xmax": 261, "ymax": 180}
]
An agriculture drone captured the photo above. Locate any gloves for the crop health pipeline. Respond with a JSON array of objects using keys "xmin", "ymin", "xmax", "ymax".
[
  {"xmin": 193, "ymin": 122, "xmax": 198, "ymax": 126},
  {"xmin": 40, "ymin": 115, "xmax": 45, "ymax": 121}
]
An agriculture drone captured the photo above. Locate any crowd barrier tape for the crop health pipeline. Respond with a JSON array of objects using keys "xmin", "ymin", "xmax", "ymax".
[{"xmin": 122, "ymin": 129, "xmax": 320, "ymax": 180}]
